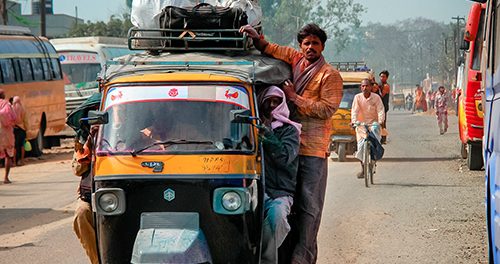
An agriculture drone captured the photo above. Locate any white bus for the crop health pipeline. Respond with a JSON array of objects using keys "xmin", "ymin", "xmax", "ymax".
[{"xmin": 50, "ymin": 37, "xmax": 136, "ymax": 114}]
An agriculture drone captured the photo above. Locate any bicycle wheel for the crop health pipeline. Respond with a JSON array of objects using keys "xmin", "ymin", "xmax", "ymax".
[
  {"xmin": 363, "ymin": 140, "xmax": 370, "ymax": 187},
  {"xmin": 370, "ymin": 161, "xmax": 375, "ymax": 185}
]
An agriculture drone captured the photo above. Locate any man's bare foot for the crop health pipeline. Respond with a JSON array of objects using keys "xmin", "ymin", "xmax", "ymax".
[{"xmin": 3, "ymin": 179, "xmax": 12, "ymax": 184}]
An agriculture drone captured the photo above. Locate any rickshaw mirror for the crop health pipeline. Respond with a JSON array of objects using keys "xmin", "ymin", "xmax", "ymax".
[
  {"xmin": 83, "ymin": 111, "xmax": 109, "ymax": 125},
  {"xmin": 230, "ymin": 109, "xmax": 256, "ymax": 124},
  {"xmin": 460, "ymin": 39, "xmax": 470, "ymax": 51}
]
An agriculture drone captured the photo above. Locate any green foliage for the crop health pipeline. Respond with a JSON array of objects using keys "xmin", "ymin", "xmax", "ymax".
[
  {"xmin": 66, "ymin": 14, "xmax": 132, "ymax": 38},
  {"xmin": 260, "ymin": 0, "xmax": 365, "ymax": 50}
]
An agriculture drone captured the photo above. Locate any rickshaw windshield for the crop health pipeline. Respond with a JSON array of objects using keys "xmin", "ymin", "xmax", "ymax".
[
  {"xmin": 339, "ymin": 84, "xmax": 359, "ymax": 109},
  {"xmin": 97, "ymin": 85, "xmax": 254, "ymax": 155}
]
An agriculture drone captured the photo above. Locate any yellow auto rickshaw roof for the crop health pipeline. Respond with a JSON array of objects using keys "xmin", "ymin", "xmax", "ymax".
[
  {"xmin": 107, "ymin": 72, "xmax": 244, "ymax": 86},
  {"xmin": 339, "ymin": 71, "xmax": 373, "ymax": 83}
]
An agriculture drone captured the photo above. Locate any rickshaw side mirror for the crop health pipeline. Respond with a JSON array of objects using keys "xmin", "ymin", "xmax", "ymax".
[
  {"xmin": 230, "ymin": 109, "xmax": 257, "ymax": 124},
  {"xmin": 460, "ymin": 40, "xmax": 470, "ymax": 51},
  {"xmin": 81, "ymin": 111, "xmax": 109, "ymax": 125}
]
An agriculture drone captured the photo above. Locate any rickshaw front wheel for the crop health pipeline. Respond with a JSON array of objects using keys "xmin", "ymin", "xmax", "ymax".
[{"xmin": 337, "ymin": 143, "xmax": 347, "ymax": 162}]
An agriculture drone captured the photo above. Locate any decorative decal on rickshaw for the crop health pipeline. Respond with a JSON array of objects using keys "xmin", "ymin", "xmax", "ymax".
[
  {"xmin": 168, "ymin": 88, "xmax": 179, "ymax": 97},
  {"xmin": 216, "ymin": 86, "xmax": 249, "ymax": 109},
  {"xmin": 104, "ymin": 86, "xmax": 250, "ymax": 111},
  {"xmin": 110, "ymin": 91, "xmax": 123, "ymax": 101},
  {"xmin": 141, "ymin": 161, "xmax": 164, "ymax": 173},
  {"xmin": 163, "ymin": 188, "xmax": 175, "ymax": 202},
  {"xmin": 225, "ymin": 90, "xmax": 239, "ymax": 99}
]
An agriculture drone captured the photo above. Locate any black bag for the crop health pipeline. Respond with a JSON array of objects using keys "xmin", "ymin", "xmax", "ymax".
[
  {"xmin": 367, "ymin": 131, "xmax": 385, "ymax": 161},
  {"xmin": 159, "ymin": 3, "xmax": 248, "ymax": 49}
]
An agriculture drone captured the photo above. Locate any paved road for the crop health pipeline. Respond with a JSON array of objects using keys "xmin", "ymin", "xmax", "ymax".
[
  {"xmin": 318, "ymin": 111, "xmax": 487, "ymax": 264},
  {"xmin": 0, "ymin": 111, "xmax": 487, "ymax": 263}
]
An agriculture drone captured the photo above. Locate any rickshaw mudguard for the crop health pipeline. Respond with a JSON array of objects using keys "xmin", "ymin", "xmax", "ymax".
[
  {"xmin": 331, "ymin": 135, "xmax": 356, "ymax": 143},
  {"xmin": 131, "ymin": 212, "xmax": 212, "ymax": 264}
]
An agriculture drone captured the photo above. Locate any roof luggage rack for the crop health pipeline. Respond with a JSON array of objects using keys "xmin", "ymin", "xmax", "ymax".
[
  {"xmin": 105, "ymin": 59, "xmax": 256, "ymax": 84},
  {"xmin": 330, "ymin": 61, "xmax": 370, "ymax": 72},
  {"xmin": 128, "ymin": 28, "xmax": 251, "ymax": 52}
]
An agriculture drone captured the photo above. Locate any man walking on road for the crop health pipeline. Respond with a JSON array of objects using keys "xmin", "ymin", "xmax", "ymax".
[
  {"xmin": 435, "ymin": 85, "xmax": 448, "ymax": 135},
  {"xmin": 0, "ymin": 89, "xmax": 16, "ymax": 184},
  {"xmin": 240, "ymin": 23, "xmax": 343, "ymax": 264}
]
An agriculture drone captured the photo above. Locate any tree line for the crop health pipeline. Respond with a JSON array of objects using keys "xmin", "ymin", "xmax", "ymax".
[{"xmin": 63, "ymin": 1, "xmax": 457, "ymax": 89}]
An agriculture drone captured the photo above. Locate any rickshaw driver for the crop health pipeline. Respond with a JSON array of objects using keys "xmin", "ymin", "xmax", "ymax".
[
  {"xmin": 351, "ymin": 79, "xmax": 385, "ymax": 178},
  {"xmin": 240, "ymin": 23, "xmax": 343, "ymax": 264},
  {"xmin": 257, "ymin": 86, "xmax": 301, "ymax": 264}
]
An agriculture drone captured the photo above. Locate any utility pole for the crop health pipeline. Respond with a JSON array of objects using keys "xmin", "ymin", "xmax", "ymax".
[
  {"xmin": 41, "ymin": 0, "xmax": 46, "ymax": 36},
  {"xmin": 451, "ymin": 16, "xmax": 465, "ymax": 87},
  {"xmin": 0, "ymin": 0, "xmax": 7, "ymax": 25}
]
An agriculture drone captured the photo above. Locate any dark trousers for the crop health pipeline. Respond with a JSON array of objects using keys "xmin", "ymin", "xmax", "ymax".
[
  {"xmin": 14, "ymin": 127, "xmax": 26, "ymax": 162},
  {"xmin": 291, "ymin": 155, "xmax": 328, "ymax": 264}
]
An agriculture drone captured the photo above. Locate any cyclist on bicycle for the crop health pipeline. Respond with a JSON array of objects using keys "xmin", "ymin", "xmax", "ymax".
[{"xmin": 351, "ymin": 78, "xmax": 385, "ymax": 178}]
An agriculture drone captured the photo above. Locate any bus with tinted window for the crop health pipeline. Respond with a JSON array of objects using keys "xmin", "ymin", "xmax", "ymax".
[
  {"xmin": 0, "ymin": 26, "xmax": 65, "ymax": 156},
  {"xmin": 49, "ymin": 37, "xmax": 136, "ymax": 115}
]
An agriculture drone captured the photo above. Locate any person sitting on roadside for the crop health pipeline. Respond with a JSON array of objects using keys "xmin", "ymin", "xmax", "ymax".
[
  {"xmin": 351, "ymin": 79, "xmax": 385, "ymax": 178},
  {"xmin": 257, "ymin": 86, "xmax": 301, "ymax": 264}
]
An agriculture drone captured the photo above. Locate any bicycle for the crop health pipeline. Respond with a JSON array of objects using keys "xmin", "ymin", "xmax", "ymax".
[{"xmin": 354, "ymin": 122, "xmax": 379, "ymax": 188}]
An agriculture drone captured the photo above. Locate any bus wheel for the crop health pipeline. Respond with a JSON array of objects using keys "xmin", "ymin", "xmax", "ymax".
[
  {"xmin": 467, "ymin": 143, "xmax": 483, "ymax": 170},
  {"xmin": 30, "ymin": 131, "xmax": 44, "ymax": 157}
]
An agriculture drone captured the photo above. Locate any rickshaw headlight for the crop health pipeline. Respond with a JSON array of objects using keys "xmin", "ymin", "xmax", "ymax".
[
  {"xmin": 222, "ymin": 191, "xmax": 242, "ymax": 211},
  {"xmin": 99, "ymin": 193, "xmax": 119, "ymax": 212},
  {"xmin": 92, "ymin": 188, "xmax": 126, "ymax": 216},
  {"xmin": 213, "ymin": 188, "xmax": 250, "ymax": 215}
]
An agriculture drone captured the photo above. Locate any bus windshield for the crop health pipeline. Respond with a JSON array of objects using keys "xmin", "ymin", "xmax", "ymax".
[{"xmin": 59, "ymin": 51, "xmax": 101, "ymax": 84}]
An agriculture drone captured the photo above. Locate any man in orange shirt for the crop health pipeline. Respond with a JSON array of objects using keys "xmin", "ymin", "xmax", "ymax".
[
  {"xmin": 378, "ymin": 70, "xmax": 390, "ymax": 144},
  {"xmin": 240, "ymin": 24, "xmax": 343, "ymax": 264}
]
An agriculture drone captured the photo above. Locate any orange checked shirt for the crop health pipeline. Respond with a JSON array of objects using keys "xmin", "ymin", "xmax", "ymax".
[{"xmin": 264, "ymin": 43, "xmax": 343, "ymax": 158}]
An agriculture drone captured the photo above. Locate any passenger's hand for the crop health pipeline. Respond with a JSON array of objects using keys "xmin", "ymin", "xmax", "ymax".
[
  {"xmin": 239, "ymin": 25, "xmax": 260, "ymax": 39},
  {"xmin": 89, "ymin": 125, "xmax": 99, "ymax": 137},
  {"xmin": 256, "ymin": 124, "xmax": 272, "ymax": 136},
  {"xmin": 283, "ymin": 80, "xmax": 297, "ymax": 102}
]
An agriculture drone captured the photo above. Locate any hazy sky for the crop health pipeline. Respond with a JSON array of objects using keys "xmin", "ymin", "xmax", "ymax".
[{"xmin": 20, "ymin": 0, "xmax": 471, "ymax": 25}]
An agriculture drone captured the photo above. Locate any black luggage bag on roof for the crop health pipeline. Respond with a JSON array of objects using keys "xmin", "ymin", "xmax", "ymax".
[{"xmin": 159, "ymin": 3, "xmax": 249, "ymax": 49}]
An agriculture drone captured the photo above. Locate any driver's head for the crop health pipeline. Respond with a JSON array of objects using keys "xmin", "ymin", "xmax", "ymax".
[{"xmin": 361, "ymin": 79, "xmax": 372, "ymax": 96}]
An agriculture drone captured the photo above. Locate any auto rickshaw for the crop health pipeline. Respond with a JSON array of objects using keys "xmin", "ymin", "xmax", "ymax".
[
  {"xmin": 391, "ymin": 93, "xmax": 405, "ymax": 110},
  {"xmin": 329, "ymin": 62, "xmax": 373, "ymax": 162},
  {"xmin": 83, "ymin": 28, "xmax": 292, "ymax": 263}
]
